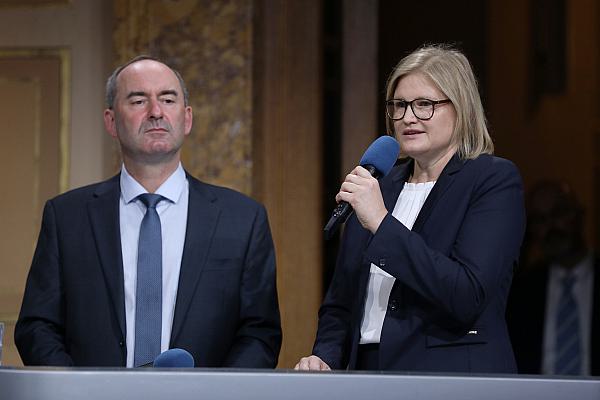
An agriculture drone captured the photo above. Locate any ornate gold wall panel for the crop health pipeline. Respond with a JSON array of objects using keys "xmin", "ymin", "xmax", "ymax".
[
  {"xmin": 0, "ymin": 0, "xmax": 69, "ymax": 8},
  {"xmin": 112, "ymin": 0, "xmax": 253, "ymax": 194},
  {"xmin": 0, "ymin": 48, "xmax": 70, "ymax": 366},
  {"xmin": 113, "ymin": 0, "xmax": 324, "ymax": 369}
]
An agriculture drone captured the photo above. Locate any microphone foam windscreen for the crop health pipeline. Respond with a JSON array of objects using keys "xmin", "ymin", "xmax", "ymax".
[
  {"xmin": 153, "ymin": 348, "xmax": 195, "ymax": 368},
  {"xmin": 359, "ymin": 135, "xmax": 400, "ymax": 177}
]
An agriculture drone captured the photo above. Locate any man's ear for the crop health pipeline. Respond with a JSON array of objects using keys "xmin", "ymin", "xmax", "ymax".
[
  {"xmin": 184, "ymin": 106, "xmax": 193, "ymax": 136},
  {"xmin": 104, "ymin": 108, "xmax": 118, "ymax": 138}
]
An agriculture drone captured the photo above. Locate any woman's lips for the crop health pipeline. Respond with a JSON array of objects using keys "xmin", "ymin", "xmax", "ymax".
[{"xmin": 403, "ymin": 129, "xmax": 424, "ymax": 136}]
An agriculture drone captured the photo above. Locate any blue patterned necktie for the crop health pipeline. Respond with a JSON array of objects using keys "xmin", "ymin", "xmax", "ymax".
[
  {"xmin": 554, "ymin": 274, "xmax": 582, "ymax": 375},
  {"xmin": 134, "ymin": 193, "xmax": 164, "ymax": 367}
]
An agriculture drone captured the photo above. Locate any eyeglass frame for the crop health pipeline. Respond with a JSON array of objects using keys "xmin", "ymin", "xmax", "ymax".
[{"xmin": 385, "ymin": 98, "xmax": 452, "ymax": 121}]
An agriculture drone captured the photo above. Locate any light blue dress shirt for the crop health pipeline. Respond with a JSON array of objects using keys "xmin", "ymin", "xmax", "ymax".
[
  {"xmin": 542, "ymin": 253, "xmax": 594, "ymax": 375},
  {"xmin": 119, "ymin": 163, "xmax": 189, "ymax": 367}
]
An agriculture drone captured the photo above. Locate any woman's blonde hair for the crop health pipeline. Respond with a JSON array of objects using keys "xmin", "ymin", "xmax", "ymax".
[{"xmin": 385, "ymin": 44, "xmax": 493, "ymax": 159}]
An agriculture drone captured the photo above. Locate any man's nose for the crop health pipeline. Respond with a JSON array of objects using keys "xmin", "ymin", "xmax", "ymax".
[{"xmin": 148, "ymin": 99, "xmax": 163, "ymax": 118}]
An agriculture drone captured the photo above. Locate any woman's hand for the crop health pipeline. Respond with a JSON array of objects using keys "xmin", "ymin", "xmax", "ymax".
[
  {"xmin": 336, "ymin": 166, "xmax": 387, "ymax": 233},
  {"xmin": 294, "ymin": 355, "xmax": 331, "ymax": 371}
]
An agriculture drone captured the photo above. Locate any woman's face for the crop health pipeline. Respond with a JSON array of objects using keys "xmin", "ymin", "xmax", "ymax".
[{"xmin": 392, "ymin": 73, "xmax": 457, "ymax": 165}]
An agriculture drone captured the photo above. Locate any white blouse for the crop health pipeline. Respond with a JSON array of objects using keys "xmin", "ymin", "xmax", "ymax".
[{"xmin": 360, "ymin": 181, "xmax": 435, "ymax": 344}]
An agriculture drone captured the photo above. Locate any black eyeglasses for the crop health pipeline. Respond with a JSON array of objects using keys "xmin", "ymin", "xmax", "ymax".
[{"xmin": 385, "ymin": 98, "xmax": 451, "ymax": 121}]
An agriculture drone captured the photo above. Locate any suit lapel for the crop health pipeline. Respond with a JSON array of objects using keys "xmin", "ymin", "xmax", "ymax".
[
  {"xmin": 412, "ymin": 154, "xmax": 465, "ymax": 233},
  {"xmin": 170, "ymin": 175, "xmax": 220, "ymax": 344},
  {"xmin": 88, "ymin": 175, "xmax": 126, "ymax": 338},
  {"xmin": 383, "ymin": 159, "xmax": 412, "ymax": 212},
  {"xmin": 358, "ymin": 159, "xmax": 410, "ymax": 290},
  {"xmin": 357, "ymin": 159, "xmax": 411, "ymax": 318},
  {"xmin": 350, "ymin": 162, "xmax": 411, "ymax": 367}
]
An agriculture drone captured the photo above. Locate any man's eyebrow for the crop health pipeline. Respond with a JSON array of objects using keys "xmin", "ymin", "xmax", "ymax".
[
  {"xmin": 126, "ymin": 91, "xmax": 147, "ymax": 99},
  {"xmin": 125, "ymin": 90, "xmax": 179, "ymax": 99},
  {"xmin": 158, "ymin": 90, "xmax": 179, "ymax": 97}
]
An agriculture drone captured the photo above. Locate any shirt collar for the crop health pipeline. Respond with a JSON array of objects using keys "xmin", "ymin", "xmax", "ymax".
[
  {"xmin": 551, "ymin": 252, "xmax": 593, "ymax": 281},
  {"xmin": 120, "ymin": 163, "xmax": 187, "ymax": 204}
]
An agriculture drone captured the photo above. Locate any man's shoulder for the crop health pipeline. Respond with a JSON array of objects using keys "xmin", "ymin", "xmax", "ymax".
[
  {"xmin": 186, "ymin": 175, "xmax": 263, "ymax": 211},
  {"xmin": 50, "ymin": 175, "xmax": 120, "ymax": 205}
]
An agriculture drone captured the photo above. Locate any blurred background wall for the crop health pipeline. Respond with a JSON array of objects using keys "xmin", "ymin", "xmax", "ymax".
[{"xmin": 0, "ymin": 0, "xmax": 597, "ymax": 369}]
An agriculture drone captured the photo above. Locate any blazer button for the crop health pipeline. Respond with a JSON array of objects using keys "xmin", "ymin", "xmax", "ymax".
[
  {"xmin": 119, "ymin": 341, "xmax": 124, "ymax": 347},
  {"xmin": 388, "ymin": 299, "xmax": 399, "ymax": 311},
  {"xmin": 379, "ymin": 258, "xmax": 386, "ymax": 267}
]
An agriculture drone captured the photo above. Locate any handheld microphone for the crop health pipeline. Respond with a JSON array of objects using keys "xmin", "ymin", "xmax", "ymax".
[
  {"xmin": 152, "ymin": 348, "xmax": 195, "ymax": 368},
  {"xmin": 324, "ymin": 136, "xmax": 400, "ymax": 239}
]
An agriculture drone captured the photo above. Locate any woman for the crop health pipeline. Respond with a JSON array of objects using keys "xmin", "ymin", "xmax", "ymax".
[{"xmin": 295, "ymin": 45, "xmax": 525, "ymax": 372}]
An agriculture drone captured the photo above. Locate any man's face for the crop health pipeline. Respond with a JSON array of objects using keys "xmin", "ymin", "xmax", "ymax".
[
  {"xmin": 528, "ymin": 187, "xmax": 584, "ymax": 262},
  {"xmin": 104, "ymin": 60, "xmax": 192, "ymax": 165}
]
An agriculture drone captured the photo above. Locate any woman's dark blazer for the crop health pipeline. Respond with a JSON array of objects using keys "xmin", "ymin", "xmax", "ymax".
[{"xmin": 312, "ymin": 153, "xmax": 525, "ymax": 372}]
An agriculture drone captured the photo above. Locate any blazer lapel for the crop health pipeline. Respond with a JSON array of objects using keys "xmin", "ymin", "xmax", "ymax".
[
  {"xmin": 350, "ymin": 161, "xmax": 412, "ymax": 367},
  {"xmin": 88, "ymin": 175, "xmax": 126, "ymax": 338},
  {"xmin": 356, "ymin": 159, "xmax": 411, "ymax": 309},
  {"xmin": 170, "ymin": 175, "xmax": 221, "ymax": 344},
  {"xmin": 384, "ymin": 158, "xmax": 413, "ymax": 211},
  {"xmin": 412, "ymin": 153, "xmax": 465, "ymax": 233},
  {"xmin": 357, "ymin": 160, "xmax": 410, "ymax": 281}
]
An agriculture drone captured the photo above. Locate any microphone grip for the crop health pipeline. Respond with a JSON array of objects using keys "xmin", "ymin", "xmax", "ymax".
[
  {"xmin": 364, "ymin": 164, "xmax": 380, "ymax": 178},
  {"xmin": 324, "ymin": 201, "xmax": 353, "ymax": 240},
  {"xmin": 323, "ymin": 165, "xmax": 379, "ymax": 240}
]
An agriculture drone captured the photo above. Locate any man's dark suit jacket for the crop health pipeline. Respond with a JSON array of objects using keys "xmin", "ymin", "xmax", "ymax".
[
  {"xmin": 15, "ymin": 174, "xmax": 282, "ymax": 367},
  {"xmin": 312, "ymin": 154, "xmax": 525, "ymax": 372},
  {"xmin": 507, "ymin": 260, "xmax": 600, "ymax": 375}
]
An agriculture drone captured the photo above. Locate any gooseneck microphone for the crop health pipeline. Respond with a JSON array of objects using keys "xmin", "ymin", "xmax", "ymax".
[
  {"xmin": 324, "ymin": 136, "xmax": 400, "ymax": 239},
  {"xmin": 152, "ymin": 348, "xmax": 195, "ymax": 368}
]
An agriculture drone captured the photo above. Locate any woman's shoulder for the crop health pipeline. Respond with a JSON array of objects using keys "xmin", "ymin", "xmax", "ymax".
[
  {"xmin": 464, "ymin": 153, "xmax": 521, "ymax": 177},
  {"xmin": 460, "ymin": 154, "xmax": 523, "ymax": 198}
]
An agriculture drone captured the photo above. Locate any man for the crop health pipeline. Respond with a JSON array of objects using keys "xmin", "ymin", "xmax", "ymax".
[
  {"xmin": 15, "ymin": 56, "xmax": 282, "ymax": 368},
  {"xmin": 507, "ymin": 181, "xmax": 600, "ymax": 375}
]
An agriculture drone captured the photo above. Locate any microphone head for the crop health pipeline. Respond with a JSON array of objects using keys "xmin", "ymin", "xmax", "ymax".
[
  {"xmin": 359, "ymin": 136, "xmax": 400, "ymax": 177},
  {"xmin": 152, "ymin": 348, "xmax": 195, "ymax": 368}
]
